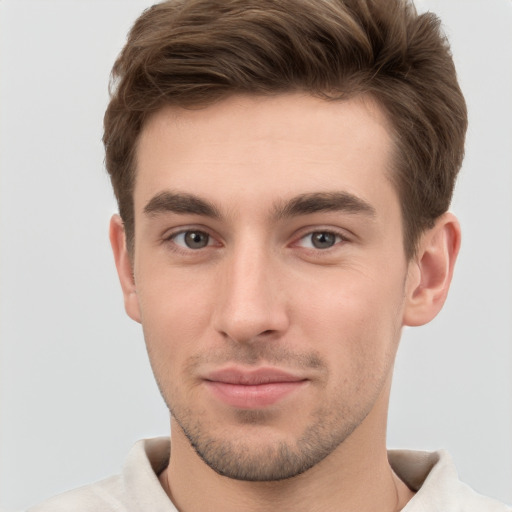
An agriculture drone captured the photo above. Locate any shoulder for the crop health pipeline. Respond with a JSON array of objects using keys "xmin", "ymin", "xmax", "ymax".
[
  {"xmin": 26, "ymin": 438, "xmax": 173, "ymax": 512},
  {"xmin": 26, "ymin": 475, "xmax": 127, "ymax": 512},
  {"xmin": 389, "ymin": 450, "xmax": 511, "ymax": 512}
]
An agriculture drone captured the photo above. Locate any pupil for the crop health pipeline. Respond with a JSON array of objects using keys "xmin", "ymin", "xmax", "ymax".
[
  {"xmin": 185, "ymin": 231, "xmax": 208, "ymax": 248},
  {"xmin": 312, "ymin": 232, "xmax": 335, "ymax": 249}
]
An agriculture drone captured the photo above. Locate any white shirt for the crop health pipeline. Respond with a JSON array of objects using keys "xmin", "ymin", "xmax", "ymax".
[{"xmin": 27, "ymin": 437, "xmax": 511, "ymax": 511}]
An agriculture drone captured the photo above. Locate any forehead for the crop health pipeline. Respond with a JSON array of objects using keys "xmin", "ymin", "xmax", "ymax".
[{"xmin": 134, "ymin": 93, "xmax": 396, "ymax": 218}]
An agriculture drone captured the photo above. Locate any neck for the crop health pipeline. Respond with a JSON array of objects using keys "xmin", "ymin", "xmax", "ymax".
[{"xmin": 160, "ymin": 393, "xmax": 414, "ymax": 512}]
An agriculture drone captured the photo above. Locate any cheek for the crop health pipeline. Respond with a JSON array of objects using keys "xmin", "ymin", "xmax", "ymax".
[
  {"xmin": 136, "ymin": 266, "xmax": 216, "ymax": 362},
  {"xmin": 293, "ymin": 268, "xmax": 405, "ymax": 364}
]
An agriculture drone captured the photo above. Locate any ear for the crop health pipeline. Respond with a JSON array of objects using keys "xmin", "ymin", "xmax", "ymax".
[
  {"xmin": 109, "ymin": 214, "xmax": 141, "ymax": 323},
  {"xmin": 403, "ymin": 212, "xmax": 461, "ymax": 327}
]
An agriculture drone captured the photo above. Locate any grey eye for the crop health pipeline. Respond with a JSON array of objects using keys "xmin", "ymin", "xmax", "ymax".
[
  {"xmin": 296, "ymin": 231, "xmax": 342, "ymax": 250},
  {"xmin": 310, "ymin": 232, "xmax": 337, "ymax": 249},
  {"xmin": 174, "ymin": 230, "xmax": 211, "ymax": 249}
]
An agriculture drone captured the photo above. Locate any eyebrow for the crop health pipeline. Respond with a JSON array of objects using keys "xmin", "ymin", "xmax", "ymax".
[
  {"xmin": 143, "ymin": 190, "xmax": 376, "ymax": 220},
  {"xmin": 143, "ymin": 191, "xmax": 221, "ymax": 219},
  {"xmin": 273, "ymin": 192, "xmax": 376, "ymax": 219}
]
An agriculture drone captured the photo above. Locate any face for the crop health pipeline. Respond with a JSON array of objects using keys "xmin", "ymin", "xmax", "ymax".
[{"xmin": 125, "ymin": 94, "xmax": 415, "ymax": 480}]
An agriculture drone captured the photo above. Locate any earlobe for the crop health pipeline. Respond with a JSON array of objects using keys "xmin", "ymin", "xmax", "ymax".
[
  {"xmin": 403, "ymin": 213, "xmax": 461, "ymax": 327},
  {"xmin": 109, "ymin": 214, "xmax": 141, "ymax": 323}
]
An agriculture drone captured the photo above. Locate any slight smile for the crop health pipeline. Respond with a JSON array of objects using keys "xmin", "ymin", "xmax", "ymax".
[{"xmin": 203, "ymin": 367, "xmax": 309, "ymax": 409}]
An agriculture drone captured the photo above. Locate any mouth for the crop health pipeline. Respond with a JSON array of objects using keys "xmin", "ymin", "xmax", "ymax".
[{"xmin": 203, "ymin": 367, "xmax": 309, "ymax": 409}]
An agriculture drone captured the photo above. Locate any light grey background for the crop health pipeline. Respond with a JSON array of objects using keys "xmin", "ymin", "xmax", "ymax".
[{"xmin": 0, "ymin": 1, "xmax": 511, "ymax": 510}]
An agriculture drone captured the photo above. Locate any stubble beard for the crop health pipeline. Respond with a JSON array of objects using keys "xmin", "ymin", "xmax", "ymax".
[
  {"xmin": 169, "ymin": 399, "xmax": 364, "ymax": 481},
  {"xmin": 150, "ymin": 343, "xmax": 390, "ymax": 482}
]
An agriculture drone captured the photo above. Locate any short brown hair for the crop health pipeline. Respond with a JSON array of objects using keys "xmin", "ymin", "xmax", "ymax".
[{"xmin": 103, "ymin": 0, "xmax": 467, "ymax": 258}]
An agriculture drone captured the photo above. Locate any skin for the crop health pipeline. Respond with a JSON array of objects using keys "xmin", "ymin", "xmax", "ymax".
[{"xmin": 110, "ymin": 93, "xmax": 460, "ymax": 512}]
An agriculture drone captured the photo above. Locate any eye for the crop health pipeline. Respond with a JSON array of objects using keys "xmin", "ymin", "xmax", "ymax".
[
  {"xmin": 172, "ymin": 230, "xmax": 212, "ymax": 249},
  {"xmin": 298, "ymin": 231, "xmax": 343, "ymax": 249}
]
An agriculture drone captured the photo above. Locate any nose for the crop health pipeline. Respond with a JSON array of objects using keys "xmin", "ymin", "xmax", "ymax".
[{"xmin": 212, "ymin": 243, "xmax": 289, "ymax": 344}]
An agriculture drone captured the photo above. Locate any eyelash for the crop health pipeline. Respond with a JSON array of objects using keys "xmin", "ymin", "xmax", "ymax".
[
  {"xmin": 162, "ymin": 227, "xmax": 349, "ymax": 254},
  {"xmin": 163, "ymin": 228, "xmax": 219, "ymax": 254},
  {"xmin": 295, "ymin": 230, "xmax": 347, "ymax": 250}
]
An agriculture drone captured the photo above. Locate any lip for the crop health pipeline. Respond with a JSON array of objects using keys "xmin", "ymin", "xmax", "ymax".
[{"xmin": 203, "ymin": 367, "xmax": 308, "ymax": 409}]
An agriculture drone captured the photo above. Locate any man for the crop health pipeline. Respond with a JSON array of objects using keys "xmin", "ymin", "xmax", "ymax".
[{"xmin": 27, "ymin": 0, "xmax": 510, "ymax": 510}]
